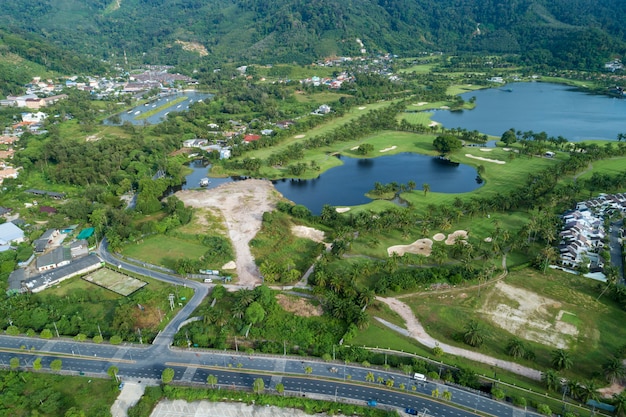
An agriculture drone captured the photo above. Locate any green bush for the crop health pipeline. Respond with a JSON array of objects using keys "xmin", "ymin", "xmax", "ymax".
[
  {"xmin": 110, "ymin": 335, "xmax": 123, "ymax": 345},
  {"xmin": 537, "ymin": 403, "xmax": 552, "ymax": 416}
]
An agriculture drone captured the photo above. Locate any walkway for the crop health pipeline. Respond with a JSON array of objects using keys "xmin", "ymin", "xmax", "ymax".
[{"xmin": 375, "ymin": 296, "xmax": 542, "ymax": 381}]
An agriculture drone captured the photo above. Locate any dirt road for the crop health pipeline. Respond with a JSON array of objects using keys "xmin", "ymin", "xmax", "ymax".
[{"xmin": 176, "ymin": 179, "xmax": 280, "ymax": 287}]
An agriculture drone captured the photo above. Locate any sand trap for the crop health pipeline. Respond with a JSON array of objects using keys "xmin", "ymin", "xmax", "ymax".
[
  {"xmin": 484, "ymin": 237, "xmax": 493, "ymax": 243},
  {"xmin": 291, "ymin": 225, "xmax": 326, "ymax": 243},
  {"xmin": 335, "ymin": 207, "xmax": 351, "ymax": 213},
  {"xmin": 465, "ymin": 154, "xmax": 506, "ymax": 164},
  {"xmin": 294, "ymin": 134, "xmax": 305, "ymax": 139},
  {"xmin": 417, "ymin": 102, "xmax": 428, "ymax": 106},
  {"xmin": 221, "ymin": 261, "xmax": 236, "ymax": 270},
  {"xmin": 358, "ymin": 106, "xmax": 367, "ymax": 110},
  {"xmin": 380, "ymin": 145, "xmax": 397, "ymax": 153},
  {"xmin": 428, "ymin": 121, "xmax": 440, "ymax": 127},
  {"xmin": 433, "ymin": 233, "xmax": 445, "ymax": 241},
  {"xmin": 479, "ymin": 148, "xmax": 493, "ymax": 152},
  {"xmin": 388, "ymin": 238, "xmax": 433, "ymax": 257},
  {"xmin": 502, "ymin": 147, "xmax": 512, "ymax": 151},
  {"xmin": 350, "ymin": 146, "xmax": 359, "ymax": 150},
  {"xmin": 440, "ymin": 106, "xmax": 450, "ymax": 110},
  {"xmin": 445, "ymin": 230, "xmax": 468, "ymax": 245}
]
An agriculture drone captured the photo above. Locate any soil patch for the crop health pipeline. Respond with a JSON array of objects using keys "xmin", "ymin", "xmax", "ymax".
[
  {"xmin": 480, "ymin": 281, "xmax": 579, "ymax": 349},
  {"xmin": 221, "ymin": 261, "xmax": 236, "ymax": 270},
  {"xmin": 276, "ymin": 294, "xmax": 323, "ymax": 317},
  {"xmin": 388, "ymin": 238, "xmax": 433, "ymax": 257},
  {"xmin": 176, "ymin": 179, "xmax": 280, "ymax": 287},
  {"xmin": 291, "ymin": 225, "xmax": 326, "ymax": 243}
]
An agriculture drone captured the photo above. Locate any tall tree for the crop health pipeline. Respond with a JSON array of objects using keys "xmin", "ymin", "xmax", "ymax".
[
  {"xmin": 463, "ymin": 320, "xmax": 485, "ymax": 347},
  {"xmin": 551, "ymin": 349, "xmax": 573, "ymax": 371}
]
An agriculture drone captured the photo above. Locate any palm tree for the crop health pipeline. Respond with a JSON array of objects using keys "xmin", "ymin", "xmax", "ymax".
[
  {"xmin": 551, "ymin": 349, "xmax": 573, "ymax": 371},
  {"xmin": 365, "ymin": 372, "xmax": 375, "ymax": 382},
  {"xmin": 463, "ymin": 320, "xmax": 485, "ymax": 347},
  {"xmin": 613, "ymin": 392, "xmax": 626, "ymax": 417},
  {"xmin": 422, "ymin": 183, "xmax": 430, "ymax": 197},
  {"xmin": 578, "ymin": 379, "xmax": 599, "ymax": 403},
  {"xmin": 602, "ymin": 356, "xmax": 626, "ymax": 384},
  {"xmin": 407, "ymin": 180, "xmax": 416, "ymax": 191},
  {"xmin": 541, "ymin": 369, "xmax": 561, "ymax": 392},
  {"xmin": 506, "ymin": 338, "xmax": 526, "ymax": 358}
]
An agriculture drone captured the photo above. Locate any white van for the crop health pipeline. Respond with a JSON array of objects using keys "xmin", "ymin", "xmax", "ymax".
[
  {"xmin": 204, "ymin": 278, "xmax": 213, "ymax": 283},
  {"xmin": 413, "ymin": 373, "xmax": 427, "ymax": 381}
]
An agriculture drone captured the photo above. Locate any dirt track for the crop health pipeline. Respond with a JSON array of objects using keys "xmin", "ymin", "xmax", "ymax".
[{"xmin": 176, "ymin": 179, "xmax": 280, "ymax": 287}]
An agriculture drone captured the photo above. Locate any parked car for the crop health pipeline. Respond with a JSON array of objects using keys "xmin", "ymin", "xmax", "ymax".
[
  {"xmin": 367, "ymin": 399, "xmax": 378, "ymax": 407},
  {"xmin": 405, "ymin": 408, "xmax": 418, "ymax": 415}
]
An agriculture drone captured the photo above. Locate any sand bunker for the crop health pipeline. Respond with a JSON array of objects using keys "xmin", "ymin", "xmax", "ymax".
[
  {"xmin": 350, "ymin": 146, "xmax": 359, "ymax": 150},
  {"xmin": 502, "ymin": 147, "xmax": 512, "ymax": 151},
  {"xmin": 479, "ymin": 148, "xmax": 493, "ymax": 152},
  {"xmin": 484, "ymin": 237, "xmax": 493, "ymax": 243},
  {"xmin": 465, "ymin": 154, "xmax": 506, "ymax": 164},
  {"xmin": 380, "ymin": 145, "xmax": 397, "ymax": 153},
  {"xmin": 335, "ymin": 207, "xmax": 351, "ymax": 213},
  {"xmin": 358, "ymin": 106, "xmax": 367, "ymax": 110},
  {"xmin": 291, "ymin": 225, "xmax": 326, "ymax": 243},
  {"xmin": 294, "ymin": 134, "xmax": 305, "ymax": 139},
  {"xmin": 388, "ymin": 238, "xmax": 433, "ymax": 257},
  {"xmin": 433, "ymin": 233, "xmax": 446, "ymax": 241},
  {"xmin": 416, "ymin": 102, "xmax": 428, "ymax": 106},
  {"xmin": 428, "ymin": 121, "xmax": 440, "ymax": 127},
  {"xmin": 445, "ymin": 230, "xmax": 468, "ymax": 245}
]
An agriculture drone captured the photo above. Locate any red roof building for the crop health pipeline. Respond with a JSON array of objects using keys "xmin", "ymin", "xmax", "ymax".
[{"xmin": 243, "ymin": 134, "xmax": 261, "ymax": 143}]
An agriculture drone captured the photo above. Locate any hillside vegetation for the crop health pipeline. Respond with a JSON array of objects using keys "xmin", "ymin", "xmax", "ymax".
[{"xmin": 1, "ymin": 0, "xmax": 625, "ymax": 67}]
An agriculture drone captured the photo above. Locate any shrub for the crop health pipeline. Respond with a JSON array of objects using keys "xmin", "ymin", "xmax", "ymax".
[
  {"xmin": 110, "ymin": 335, "xmax": 123, "ymax": 345},
  {"xmin": 537, "ymin": 404, "xmax": 552, "ymax": 416}
]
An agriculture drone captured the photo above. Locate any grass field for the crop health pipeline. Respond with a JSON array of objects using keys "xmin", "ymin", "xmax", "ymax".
[
  {"xmin": 83, "ymin": 267, "xmax": 147, "ymax": 296},
  {"xmin": 577, "ymin": 156, "xmax": 626, "ymax": 179},
  {"xmin": 292, "ymin": 90, "xmax": 351, "ymax": 104},
  {"xmin": 121, "ymin": 235, "xmax": 207, "ymax": 269},
  {"xmin": 401, "ymin": 267, "xmax": 625, "ymax": 381}
]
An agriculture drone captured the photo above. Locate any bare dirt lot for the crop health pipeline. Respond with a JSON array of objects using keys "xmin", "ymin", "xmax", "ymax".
[
  {"xmin": 176, "ymin": 179, "xmax": 281, "ymax": 287},
  {"xmin": 480, "ymin": 281, "xmax": 579, "ymax": 348},
  {"xmin": 276, "ymin": 293, "xmax": 323, "ymax": 317}
]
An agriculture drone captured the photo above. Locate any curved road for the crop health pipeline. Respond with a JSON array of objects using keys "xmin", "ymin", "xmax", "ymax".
[{"xmin": 0, "ymin": 240, "xmax": 542, "ymax": 417}]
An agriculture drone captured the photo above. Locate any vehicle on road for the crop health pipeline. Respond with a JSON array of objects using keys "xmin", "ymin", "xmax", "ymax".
[
  {"xmin": 367, "ymin": 399, "xmax": 377, "ymax": 407},
  {"xmin": 413, "ymin": 373, "xmax": 427, "ymax": 381},
  {"xmin": 405, "ymin": 408, "xmax": 418, "ymax": 415}
]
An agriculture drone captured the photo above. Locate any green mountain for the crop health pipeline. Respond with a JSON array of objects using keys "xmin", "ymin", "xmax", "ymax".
[{"xmin": 2, "ymin": 0, "xmax": 625, "ymax": 67}]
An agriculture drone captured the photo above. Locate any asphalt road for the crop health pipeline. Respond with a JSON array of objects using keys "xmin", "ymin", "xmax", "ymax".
[
  {"xmin": 0, "ymin": 240, "xmax": 542, "ymax": 417},
  {"xmin": 609, "ymin": 219, "xmax": 624, "ymax": 281}
]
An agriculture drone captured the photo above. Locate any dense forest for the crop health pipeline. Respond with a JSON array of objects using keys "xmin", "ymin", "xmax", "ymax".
[{"xmin": 1, "ymin": 0, "xmax": 625, "ymax": 68}]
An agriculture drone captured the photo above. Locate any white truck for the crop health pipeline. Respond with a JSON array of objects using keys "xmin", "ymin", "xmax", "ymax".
[{"xmin": 413, "ymin": 373, "xmax": 427, "ymax": 381}]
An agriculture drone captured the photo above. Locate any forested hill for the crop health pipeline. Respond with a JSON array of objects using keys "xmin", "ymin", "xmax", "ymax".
[
  {"xmin": 0, "ymin": 30, "xmax": 110, "ymax": 96},
  {"xmin": 2, "ymin": 0, "xmax": 626, "ymax": 67}
]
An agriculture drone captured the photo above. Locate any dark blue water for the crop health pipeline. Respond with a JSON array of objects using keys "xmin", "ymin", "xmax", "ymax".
[
  {"xmin": 183, "ymin": 154, "xmax": 481, "ymax": 214},
  {"xmin": 272, "ymin": 153, "xmax": 480, "ymax": 215},
  {"xmin": 432, "ymin": 82, "xmax": 626, "ymax": 142}
]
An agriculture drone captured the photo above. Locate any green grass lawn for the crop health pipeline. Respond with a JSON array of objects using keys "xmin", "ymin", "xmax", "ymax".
[
  {"xmin": 400, "ymin": 267, "xmax": 626, "ymax": 382},
  {"xmin": 293, "ymin": 90, "xmax": 351, "ymax": 104},
  {"xmin": 577, "ymin": 156, "xmax": 626, "ymax": 179},
  {"xmin": 398, "ymin": 111, "xmax": 435, "ymax": 126},
  {"xmin": 121, "ymin": 234, "xmax": 207, "ymax": 269},
  {"xmin": 446, "ymin": 84, "xmax": 488, "ymax": 96},
  {"xmin": 398, "ymin": 63, "xmax": 436, "ymax": 74}
]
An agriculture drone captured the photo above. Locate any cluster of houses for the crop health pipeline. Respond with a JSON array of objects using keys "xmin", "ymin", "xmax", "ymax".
[
  {"xmin": 558, "ymin": 193, "xmax": 626, "ymax": 275},
  {"xmin": 0, "ymin": 218, "xmax": 102, "ymax": 294},
  {"xmin": 0, "ymin": 135, "xmax": 20, "ymax": 184}
]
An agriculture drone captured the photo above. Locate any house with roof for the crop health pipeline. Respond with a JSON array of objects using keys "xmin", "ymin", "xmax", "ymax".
[
  {"xmin": 34, "ymin": 228, "xmax": 59, "ymax": 253},
  {"xmin": 243, "ymin": 134, "xmax": 261, "ymax": 143},
  {"xmin": 0, "ymin": 222, "xmax": 25, "ymax": 251},
  {"xmin": 23, "ymin": 254, "xmax": 103, "ymax": 293},
  {"xmin": 36, "ymin": 246, "xmax": 71, "ymax": 271},
  {"xmin": 182, "ymin": 138, "xmax": 208, "ymax": 148}
]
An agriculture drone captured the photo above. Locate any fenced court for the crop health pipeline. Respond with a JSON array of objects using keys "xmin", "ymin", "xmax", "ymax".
[{"xmin": 83, "ymin": 268, "xmax": 147, "ymax": 296}]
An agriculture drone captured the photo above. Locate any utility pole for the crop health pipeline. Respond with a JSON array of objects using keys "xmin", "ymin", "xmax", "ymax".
[
  {"xmin": 53, "ymin": 322, "xmax": 60, "ymax": 338},
  {"xmin": 235, "ymin": 337, "xmax": 238, "ymax": 353},
  {"xmin": 98, "ymin": 324, "xmax": 103, "ymax": 338},
  {"xmin": 283, "ymin": 340, "xmax": 286, "ymax": 356}
]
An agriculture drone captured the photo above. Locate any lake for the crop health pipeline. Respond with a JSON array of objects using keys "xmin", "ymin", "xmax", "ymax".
[
  {"xmin": 432, "ymin": 82, "xmax": 626, "ymax": 142},
  {"xmin": 105, "ymin": 91, "xmax": 213, "ymax": 126},
  {"xmin": 184, "ymin": 154, "xmax": 482, "ymax": 215}
]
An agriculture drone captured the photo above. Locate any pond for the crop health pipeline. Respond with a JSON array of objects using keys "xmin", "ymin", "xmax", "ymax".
[
  {"xmin": 105, "ymin": 91, "xmax": 213, "ymax": 126},
  {"xmin": 431, "ymin": 82, "xmax": 626, "ymax": 142},
  {"xmin": 184, "ymin": 154, "xmax": 482, "ymax": 215}
]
